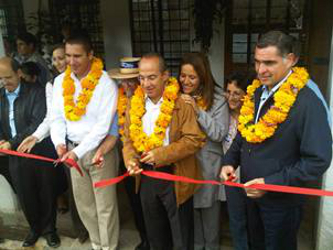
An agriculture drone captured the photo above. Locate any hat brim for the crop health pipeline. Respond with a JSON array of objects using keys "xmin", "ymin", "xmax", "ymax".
[{"xmin": 108, "ymin": 69, "xmax": 139, "ymax": 79}]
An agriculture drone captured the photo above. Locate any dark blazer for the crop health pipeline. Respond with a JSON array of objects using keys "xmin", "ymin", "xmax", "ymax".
[
  {"xmin": 224, "ymin": 82, "xmax": 332, "ymax": 206},
  {"xmin": 0, "ymin": 83, "xmax": 46, "ymax": 150}
]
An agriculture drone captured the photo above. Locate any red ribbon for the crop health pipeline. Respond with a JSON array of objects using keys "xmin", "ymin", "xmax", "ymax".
[
  {"xmin": 0, "ymin": 149, "xmax": 83, "ymax": 176},
  {"xmin": 94, "ymin": 170, "xmax": 333, "ymax": 197}
]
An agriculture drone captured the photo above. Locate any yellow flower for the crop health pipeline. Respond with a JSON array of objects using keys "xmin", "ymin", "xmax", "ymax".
[
  {"xmin": 238, "ymin": 67, "xmax": 309, "ymax": 143},
  {"xmin": 62, "ymin": 57, "xmax": 103, "ymax": 121}
]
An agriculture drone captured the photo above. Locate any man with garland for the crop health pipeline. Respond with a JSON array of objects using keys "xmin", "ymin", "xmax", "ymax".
[
  {"xmin": 50, "ymin": 33, "xmax": 119, "ymax": 250},
  {"xmin": 220, "ymin": 30, "xmax": 332, "ymax": 250},
  {"xmin": 123, "ymin": 53, "xmax": 205, "ymax": 250}
]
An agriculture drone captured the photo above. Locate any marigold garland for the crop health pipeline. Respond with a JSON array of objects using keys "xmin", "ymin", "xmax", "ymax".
[
  {"xmin": 117, "ymin": 87, "xmax": 127, "ymax": 141},
  {"xmin": 238, "ymin": 67, "xmax": 309, "ymax": 143},
  {"xmin": 129, "ymin": 77, "xmax": 180, "ymax": 152},
  {"xmin": 62, "ymin": 57, "xmax": 103, "ymax": 121},
  {"xmin": 196, "ymin": 96, "xmax": 207, "ymax": 110}
]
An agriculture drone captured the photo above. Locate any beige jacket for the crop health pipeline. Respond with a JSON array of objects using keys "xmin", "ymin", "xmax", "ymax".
[{"xmin": 122, "ymin": 95, "xmax": 205, "ymax": 205}]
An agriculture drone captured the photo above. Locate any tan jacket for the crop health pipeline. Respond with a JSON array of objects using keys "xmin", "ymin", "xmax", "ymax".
[{"xmin": 122, "ymin": 95, "xmax": 205, "ymax": 205}]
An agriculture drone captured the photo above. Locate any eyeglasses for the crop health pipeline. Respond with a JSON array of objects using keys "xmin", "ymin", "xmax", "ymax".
[
  {"xmin": 224, "ymin": 91, "xmax": 243, "ymax": 99},
  {"xmin": 138, "ymin": 74, "xmax": 159, "ymax": 82}
]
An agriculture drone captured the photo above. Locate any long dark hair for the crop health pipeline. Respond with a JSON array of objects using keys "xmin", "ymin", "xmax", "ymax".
[{"xmin": 178, "ymin": 52, "xmax": 216, "ymax": 110}]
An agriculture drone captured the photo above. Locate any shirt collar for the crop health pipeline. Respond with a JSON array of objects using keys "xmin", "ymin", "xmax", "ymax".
[
  {"xmin": 262, "ymin": 70, "xmax": 292, "ymax": 94},
  {"xmin": 5, "ymin": 84, "xmax": 21, "ymax": 96},
  {"xmin": 145, "ymin": 95, "xmax": 164, "ymax": 106}
]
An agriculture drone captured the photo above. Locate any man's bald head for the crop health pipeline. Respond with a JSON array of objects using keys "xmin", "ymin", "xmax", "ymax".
[{"xmin": 0, "ymin": 57, "xmax": 21, "ymax": 92}]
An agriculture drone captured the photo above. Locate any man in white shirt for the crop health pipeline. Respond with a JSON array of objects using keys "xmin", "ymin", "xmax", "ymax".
[{"xmin": 50, "ymin": 33, "xmax": 119, "ymax": 250}]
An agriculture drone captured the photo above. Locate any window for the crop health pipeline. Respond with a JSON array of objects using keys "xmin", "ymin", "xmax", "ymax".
[
  {"xmin": 225, "ymin": 0, "xmax": 308, "ymax": 75},
  {"xmin": 130, "ymin": 0, "xmax": 191, "ymax": 74},
  {"xmin": 49, "ymin": 0, "xmax": 105, "ymax": 58}
]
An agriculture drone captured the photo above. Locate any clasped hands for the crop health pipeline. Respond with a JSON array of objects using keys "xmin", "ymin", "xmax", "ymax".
[
  {"xmin": 127, "ymin": 150, "xmax": 156, "ymax": 176},
  {"xmin": 220, "ymin": 165, "xmax": 266, "ymax": 198}
]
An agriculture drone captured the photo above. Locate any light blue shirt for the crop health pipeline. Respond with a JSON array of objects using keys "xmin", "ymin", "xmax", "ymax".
[
  {"xmin": 5, "ymin": 84, "xmax": 21, "ymax": 138},
  {"xmin": 109, "ymin": 113, "xmax": 119, "ymax": 137},
  {"xmin": 255, "ymin": 71, "xmax": 292, "ymax": 123}
]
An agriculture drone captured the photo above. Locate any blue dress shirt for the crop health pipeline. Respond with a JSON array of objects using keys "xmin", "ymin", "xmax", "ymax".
[{"xmin": 5, "ymin": 84, "xmax": 21, "ymax": 138}]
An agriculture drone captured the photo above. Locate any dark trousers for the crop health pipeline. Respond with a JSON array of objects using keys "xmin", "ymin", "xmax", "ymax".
[
  {"xmin": 140, "ymin": 165, "xmax": 194, "ymax": 250},
  {"xmin": 120, "ymin": 159, "xmax": 148, "ymax": 242},
  {"xmin": 9, "ymin": 138, "xmax": 60, "ymax": 235},
  {"xmin": 225, "ymin": 186, "xmax": 249, "ymax": 250},
  {"xmin": 0, "ymin": 156, "xmax": 13, "ymax": 190},
  {"xmin": 246, "ymin": 198, "xmax": 303, "ymax": 250}
]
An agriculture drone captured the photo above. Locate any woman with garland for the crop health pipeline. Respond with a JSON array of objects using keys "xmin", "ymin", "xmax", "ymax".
[
  {"xmin": 222, "ymin": 72, "xmax": 252, "ymax": 250},
  {"xmin": 179, "ymin": 52, "xmax": 229, "ymax": 250}
]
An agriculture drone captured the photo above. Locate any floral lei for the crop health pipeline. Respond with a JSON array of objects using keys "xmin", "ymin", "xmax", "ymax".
[
  {"xmin": 238, "ymin": 67, "xmax": 309, "ymax": 143},
  {"xmin": 117, "ymin": 87, "xmax": 127, "ymax": 141},
  {"xmin": 62, "ymin": 57, "xmax": 103, "ymax": 121},
  {"xmin": 129, "ymin": 77, "xmax": 180, "ymax": 152},
  {"xmin": 195, "ymin": 96, "xmax": 207, "ymax": 110}
]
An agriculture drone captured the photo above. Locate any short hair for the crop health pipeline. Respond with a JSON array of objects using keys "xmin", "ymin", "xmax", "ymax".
[
  {"xmin": 256, "ymin": 30, "xmax": 301, "ymax": 58},
  {"xmin": 52, "ymin": 43, "xmax": 65, "ymax": 53},
  {"xmin": 224, "ymin": 71, "xmax": 255, "ymax": 93},
  {"xmin": 140, "ymin": 53, "xmax": 167, "ymax": 73},
  {"xmin": 16, "ymin": 32, "xmax": 37, "ymax": 48},
  {"xmin": 19, "ymin": 61, "xmax": 41, "ymax": 77},
  {"xmin": 179, "ymin": 52, "xmax": 216, "ymax": 110},
  {"xmin": 65, "ymin": 30, "xmax": 92, "ymax": 53},
  {"xmin": 11, "ymin": 59, "xmax": 20, "ymax": 73}
]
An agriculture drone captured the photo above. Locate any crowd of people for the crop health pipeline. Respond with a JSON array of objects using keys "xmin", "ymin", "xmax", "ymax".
[{"xmin": 0, "ymin": 29, "xmax": 331, "ymax": 250}]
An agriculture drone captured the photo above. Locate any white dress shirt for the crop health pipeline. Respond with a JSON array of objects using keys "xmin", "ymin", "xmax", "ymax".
[
  {"xmin": 33, "ymin": 82, "xmax": 53, "ymax": 141},
  {"xmin": 50, "ymin": 70, "xmax": 118, "ymax": 159},
  {"xmin": 142, "ymin": 97, "xmax": 170, "ymax": 146}
]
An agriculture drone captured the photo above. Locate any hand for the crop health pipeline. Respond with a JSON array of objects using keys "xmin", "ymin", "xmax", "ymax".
[
  {"xmin": 17, "ymin": 136, "xmax": 38, "ymax": 153},
  {"xmin": 181, "ymin": 94, "xmax": 199, "ymax": 114},
  {"xmin": 140, "ymin": 151, "xmax": 156, "ymax": 165},
  {"xmin": 244, "ymin": 178, "xmax": 266, "ymax": 198},
  {"xmin": 127, "ymin": 159, "xmax": 142, "ymax": 176},
  {"xmin": 61, "ymin": 150, "xmax": 78, "ymax": 168},
  {"xmin": 0, "ymin": 140, "xmax": 6, "ymax": 146},
  {"xmin": 56, "ymin": 144, "xmax": 67, "ymax": 158},
  {"xmin": 0, "ymin": 141, "xmax": 11, "ymax": 156},
  {"xmin": 220, "ymin": 165, "xmax": 237, "ymax": 182},
  {"xmin": 92, "ymin": 148, "xmax": 104, "ymax": 168}
]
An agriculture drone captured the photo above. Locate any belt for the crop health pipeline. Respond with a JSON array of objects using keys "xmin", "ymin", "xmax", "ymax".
[{"xmin": 66, "ymin": 139, "xmax": 80, "ymax": 147}]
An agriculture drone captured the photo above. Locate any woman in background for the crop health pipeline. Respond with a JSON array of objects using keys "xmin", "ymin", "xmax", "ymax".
[
  {"xmin": 179, "ymin": 52, "xmax": 229, "ymax": 250},
  {"xmin": 222, "ymin": 72, "xmax": 252, "ymax": 250}
]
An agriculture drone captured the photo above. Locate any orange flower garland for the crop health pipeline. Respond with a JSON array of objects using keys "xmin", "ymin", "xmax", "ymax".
[
  {"xmin": 117, "ymin": 87, "xmax": 127, "ymax": 141},
  {"xmin": 129, "ymin": 77, "xmax": 180, "ymax": 152},
  {"xmin": 62, "ymin": 57, "xmax": 103, "ymax": 121},
  {"xmin": 238, "ymin": 67, "xmax": 309, "ymax": 143},
  {"xmin": 196, "ymin": 96, "xmax": 207, "ymax": 110}
]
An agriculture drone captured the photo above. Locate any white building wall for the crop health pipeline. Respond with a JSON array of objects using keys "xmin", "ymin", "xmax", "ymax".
[
  {"xmin": 316, "ymin": 26, "xmax": 333, "ymax": 250},
  {"xmin": 100, "ymin": 0, "xmax": 132, "ymax": 70}
]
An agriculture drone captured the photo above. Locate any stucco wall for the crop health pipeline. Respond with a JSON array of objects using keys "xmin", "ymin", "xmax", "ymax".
[
  {"xmin": 316, "ymin": 26, "xmax": 333, "ymax": 250},
  {"xmin": 100, "ymin": 0, "xmax": 132, "ymax": 70}
]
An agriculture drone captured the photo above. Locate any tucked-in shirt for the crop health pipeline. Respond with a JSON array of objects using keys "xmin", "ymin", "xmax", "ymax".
[
  {"xmin": 255, "ymin": 70, "xmax": 292, "ymax": 123},
  {"xmin": 50, "ymin": 70, "xmax": 118, "ymax": 159},
  {"xmin": 142, "ymin": 97, "xmax": 170, "ymax": 146},
  {"xmin": 6, "ymin": 85, "xmax": 21, "ymax": 138}
]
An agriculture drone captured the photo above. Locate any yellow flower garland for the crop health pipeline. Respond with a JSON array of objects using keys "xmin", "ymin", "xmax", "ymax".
[
  {"xmin": 129, "ymin": 77, "xmax": 180, "ymax": 152},
  {"xmin": 117, "ymin": 87, "xmax": 127, "ymax": 141},
  {"xmin": 62, "ymin": 57, "xmax": 103, "ymax": 121},
  {"xmin": 196, "ymin": 96, "xmax": 207, "ymax": 110},
  {"xmin": 238, "ymin": 67, "xmax": 309, "ymax": 143}
]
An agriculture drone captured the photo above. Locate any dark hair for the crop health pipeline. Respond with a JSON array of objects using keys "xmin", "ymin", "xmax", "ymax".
[
  {"xmin": 140, "ymin": 52, "xmax": 167, "ymax": 73},
  {"xmin": 178, "ymin": 52, "xmax": 216, "ymax": 110},
  {"xmin": 256, "ymin": 30, "xmax": 301, "ymax": 58},
  {"xmin": 19, "ymin": 62, "xmax": 41, "ymax": 77},
  {"xmin": 16, "ymin": 32, "xmax": 37, "ymax": 48},
  {"xmin": 65, "ymin": 30, "xmax": 92, "ymax": 53},
  {"xmin": 224, "ymin": 71, "xmax": 254, "ymax": 93},
  {"xmin": 11, "ymin": 58, "xmax": 20, "ymax": 73},
  {"xmin": 52, "ymin": 43, "xmax": 65, "ymax": 53}
]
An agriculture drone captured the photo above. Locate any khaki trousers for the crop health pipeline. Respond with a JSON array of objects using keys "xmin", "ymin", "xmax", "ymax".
[{"xmin": 70, "ymin": 144, "xmax": 119, "ymax": 250}]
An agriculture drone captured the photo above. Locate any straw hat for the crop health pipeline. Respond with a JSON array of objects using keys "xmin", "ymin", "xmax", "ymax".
[{"xmin": 108, "ymin": 57, "xmax": 140, "ymax": 79}]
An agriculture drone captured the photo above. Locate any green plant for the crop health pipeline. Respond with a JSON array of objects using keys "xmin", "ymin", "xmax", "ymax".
[{"xmin": 193, "ymin": 0, "xmax": 227, "ymax": 52}]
